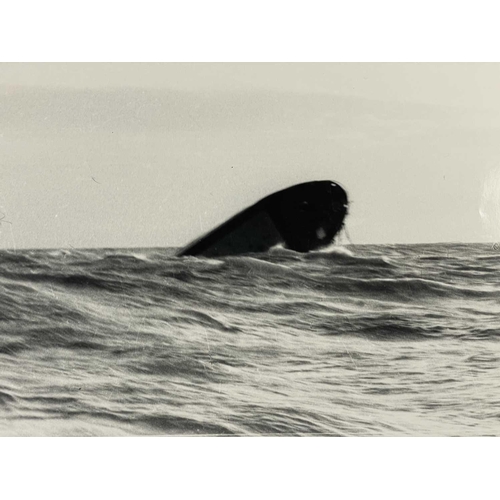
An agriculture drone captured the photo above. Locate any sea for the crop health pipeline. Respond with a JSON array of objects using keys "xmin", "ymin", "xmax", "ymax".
[{"xmin": 1, "ymin": 243, "xmax": 499, "ymax": 437}]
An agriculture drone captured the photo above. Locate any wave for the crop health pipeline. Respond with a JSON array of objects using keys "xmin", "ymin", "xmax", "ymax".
[{"xmin": 2, "ymin": 243, "xmax": 500, "ymax": 437}]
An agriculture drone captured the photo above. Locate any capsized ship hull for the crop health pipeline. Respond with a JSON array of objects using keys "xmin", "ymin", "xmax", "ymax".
[{"xmin": 177, "ymin": 180, "xmax": 348, "ymax": 257}]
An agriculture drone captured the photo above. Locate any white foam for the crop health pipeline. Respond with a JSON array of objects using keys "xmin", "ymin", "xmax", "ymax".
[{"xmin": 315, "ymin": 244, "xmax": 355, "ymax": 257}]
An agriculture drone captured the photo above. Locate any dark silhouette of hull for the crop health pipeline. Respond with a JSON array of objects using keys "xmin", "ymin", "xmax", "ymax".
[{"xmin": 177, "ymin": 180, "xmax": 348, "ymax": 257}]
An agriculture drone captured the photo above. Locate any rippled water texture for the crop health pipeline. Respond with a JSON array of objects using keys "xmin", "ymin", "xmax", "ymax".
[{"xmin": 1, "ymin": 243, "xmax": 499, "ymax": 436}]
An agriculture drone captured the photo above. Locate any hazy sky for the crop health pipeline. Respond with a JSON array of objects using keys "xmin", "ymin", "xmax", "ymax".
[{"xmin": 1, "ymin": 63, "xmax": 500, "ymax": 249}]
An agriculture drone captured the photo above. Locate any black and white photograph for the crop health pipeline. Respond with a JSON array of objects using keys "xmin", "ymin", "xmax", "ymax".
[{"xmin": 1, "ymin": 61, "xmax": 500, "ymax": 439}]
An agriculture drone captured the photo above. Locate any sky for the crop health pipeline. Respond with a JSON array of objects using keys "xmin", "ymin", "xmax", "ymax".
[{"xmin": 1, "ymin": 62, "xmax": 500, "ymax": 249}]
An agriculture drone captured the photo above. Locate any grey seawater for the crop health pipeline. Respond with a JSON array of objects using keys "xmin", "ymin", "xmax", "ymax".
[{"xmin": 1, "ymin": 243, "xmax": 499, "ymax": 436}]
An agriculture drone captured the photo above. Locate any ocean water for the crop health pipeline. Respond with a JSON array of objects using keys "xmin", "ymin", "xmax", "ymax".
[{"xmin": 1, "ymin": 243, "xmax": 499, "ymax": 436}]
